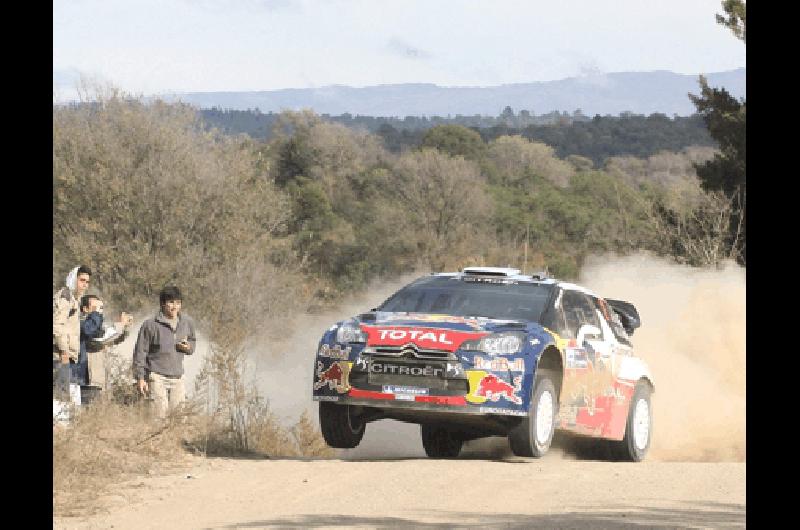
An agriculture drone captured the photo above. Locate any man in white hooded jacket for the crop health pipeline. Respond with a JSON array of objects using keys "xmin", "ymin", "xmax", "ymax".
[{"xmin": 53, "ymin": 265, "xmax": 91, "ymax": 401}]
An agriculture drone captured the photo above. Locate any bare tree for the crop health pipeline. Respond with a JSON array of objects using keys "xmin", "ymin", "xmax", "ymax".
[
  {"xmin": 391, "ymin": 149, "xmax": 492, "ymax": 270},
  {"xmin": 643, "ymin": 186, "xmax": 744, "ymax": 267},
  {"xmin": 487, "ymin": 135, "xmax": 574, "ymax": 188}
]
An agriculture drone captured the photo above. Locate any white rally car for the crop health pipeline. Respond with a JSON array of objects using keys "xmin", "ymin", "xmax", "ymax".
[{"xmin": 312, "ymin": 267, "xmax": 654, "ymax": 460}]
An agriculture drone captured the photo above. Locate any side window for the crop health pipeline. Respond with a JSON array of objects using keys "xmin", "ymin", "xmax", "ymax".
[
  {"xmin": 560, "ymin": 292, "xmax": 580, "ymax": 339},
  {"xmin": 541, "ymin": 289, "xmax": 569, "ymax": 337},
  {"xmin": 561, "ymin": 290, "xmax": 601, "ymax": 339}
]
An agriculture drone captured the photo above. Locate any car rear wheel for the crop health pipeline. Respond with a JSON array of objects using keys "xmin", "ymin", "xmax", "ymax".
[
  {"xmin": 610, "ymin": 381, "xmax": 652, "ymax": 461},
  {"xmin": 319, "ymin": 401, "xmax": 365, "ymax": 449},
  {"xmin": 421, "ymin": 425, "xmax": 463, "ymax": 458},
  {"xmin": 509, "ymin": 370, "xmax": 557, "ymax": 458}
]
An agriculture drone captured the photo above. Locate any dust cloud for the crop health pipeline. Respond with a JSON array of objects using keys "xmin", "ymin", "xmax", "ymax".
[
  {"xmin": 578, "ymin": 252, "xmax": 745, "ymax": 462},
  {"xmin": 245, "ymin": 271, "xmax": 429, "ymax": 459}
]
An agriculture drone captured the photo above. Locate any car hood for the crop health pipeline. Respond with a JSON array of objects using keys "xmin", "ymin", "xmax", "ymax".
[{"xmin": 346, "ymin": 312, "xmax": 549, "ymax": 353}]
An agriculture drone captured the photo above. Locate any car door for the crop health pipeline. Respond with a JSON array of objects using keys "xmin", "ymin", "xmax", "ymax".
[
  {"xmin": 557, "ymin": 289, "xmax": 618, "ymax": 432},
  {"xmin": 588, "ymin": 295, "xmax": 639, "ymax": 439}
]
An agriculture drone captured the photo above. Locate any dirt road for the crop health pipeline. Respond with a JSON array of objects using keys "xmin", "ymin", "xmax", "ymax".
[{"xmin": 55, "ymin": 449, "xmax": 745, "ymax": 529}]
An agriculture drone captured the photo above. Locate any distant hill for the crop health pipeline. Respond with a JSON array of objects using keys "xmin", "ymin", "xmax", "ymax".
[{"xmin": 165, "ymin": 68, "xmax": 745, "ymax": 117}]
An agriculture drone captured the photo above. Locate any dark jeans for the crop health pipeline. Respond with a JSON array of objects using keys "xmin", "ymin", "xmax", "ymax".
[
  {"xmin": 53, "ymin": 360, "xmax": 71, "ymax": 401},
  {"xmin": 80, "ymin": 386, "xmax": 102, "ymax": 405},
  {"xmin": 71, "ymin": 350, "xmax": 89, "ymax": 387}
]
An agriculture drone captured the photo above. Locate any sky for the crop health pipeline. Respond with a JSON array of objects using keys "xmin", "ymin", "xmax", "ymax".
[{"xmin": 53, "ymin": 0, "xmax": 746, "ymax": 100}]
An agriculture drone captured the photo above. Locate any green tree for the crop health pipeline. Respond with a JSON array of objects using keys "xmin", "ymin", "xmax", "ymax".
[
  {"xmin": 266, "ymin": 110, "xmax": 415, "ymax": 291},
  {"xmin": 688, "ymin": 80, "xmax": 745, "ymax": 196},
  {"xmin": 420, "ymin": 124, "xmax": 487, "ymax": 160},
  {"xmin": 486, "ymin": 135, "xmax": 574, "ymax": 188},
  {"xmin": 392, "ymin": 149, "xmax": 491, "ymax": 270},
  {"xmin": 716, "ymin": 0, "xmax": 746, "ymax": 42},
  {"xmin": 687, "ymin": 0, "xmax": 746, "ymax": 263}
]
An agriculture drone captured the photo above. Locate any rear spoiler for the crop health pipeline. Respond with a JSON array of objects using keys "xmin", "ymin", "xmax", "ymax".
[{"xmin": 605, "ymin": 299, "xmax": 641, "ymax": 336}]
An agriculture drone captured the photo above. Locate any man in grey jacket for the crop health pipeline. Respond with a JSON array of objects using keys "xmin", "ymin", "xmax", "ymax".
[{"xmin": 132, "ymin": 286, "xmax": 196, "ymax": 418}]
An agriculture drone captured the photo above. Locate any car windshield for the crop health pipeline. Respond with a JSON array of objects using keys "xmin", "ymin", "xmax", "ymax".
[{"xmin": 378, "ymin": 276, "xmax": 554, "ymax": 322}]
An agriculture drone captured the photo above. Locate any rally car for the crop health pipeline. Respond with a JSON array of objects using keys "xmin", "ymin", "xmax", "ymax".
[{"xmin": 312, "ymin": 267, "xmax": 654, "ymax": 461}]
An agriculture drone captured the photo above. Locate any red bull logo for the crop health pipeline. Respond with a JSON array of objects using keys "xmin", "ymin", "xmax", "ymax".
[
  {"xmin": 476, "ymin": 374, "xmax": 522, "ymax": 405},
  {"xmin": 473, "ymin": 356, "xmax": 524, "ymax": 372},
  {"xmin": 313, "ymin": 361, "xmax": 350, "ymax": 393}
]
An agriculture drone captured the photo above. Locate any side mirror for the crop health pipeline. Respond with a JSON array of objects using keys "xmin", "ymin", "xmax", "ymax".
[{"xmin": 577, "ymin": 324, "xmax": 602, "ymax": 345}]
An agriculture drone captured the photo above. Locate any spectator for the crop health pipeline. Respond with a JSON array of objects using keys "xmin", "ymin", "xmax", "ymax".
[
  {"xmin": 77, "ymin": 295, "xmax": 133, "ymax": 404},
  {"xmin": 132, "ymin": 286, "xmax": 196, "ymax": 418},
  {"xmin": 53, "ymin": 265, "xmax": 91, "ymax": 403}
]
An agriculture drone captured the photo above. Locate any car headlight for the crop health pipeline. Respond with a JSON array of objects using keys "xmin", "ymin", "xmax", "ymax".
[
  {"xmin": 460, "ymin": 331, "xmax": 526, "ymax": 356},
  {"xmin": 336, "ymin": 320, "xmax": 367, "ymax": 344}
]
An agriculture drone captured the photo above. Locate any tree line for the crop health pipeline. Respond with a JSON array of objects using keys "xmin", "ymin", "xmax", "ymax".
[{"xmin": 199, "ymin": 106, "xmax": 715, "ymax": 166}]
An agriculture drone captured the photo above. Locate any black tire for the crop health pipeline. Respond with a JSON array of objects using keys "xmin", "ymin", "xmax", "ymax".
[
  {"xmin": 610, "ymin": 381, "xmax": 652, "ymax": 462},
  {"xmin": 421, "ymin": 425, "xmax": 463, "ymax": 458},
  {"xmin": 319, "ymin": 401, "xmax": 365, "ymax": 449},
  {"xmin": 509, "ymin": 371, "xmax": 558, "ymax": 458}
]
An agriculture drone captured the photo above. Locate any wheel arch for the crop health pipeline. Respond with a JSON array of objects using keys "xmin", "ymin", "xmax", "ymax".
[
  {"xmin": 618, "ymin": 356, "xmax": 655, "ymax": 392},
  {"xmin": 638, "ymin": 376, "xmax": 655, "ymax": 394},
  {"xmin": 534, "ymin": 345, "xmax": 564, "ymax": 400}
]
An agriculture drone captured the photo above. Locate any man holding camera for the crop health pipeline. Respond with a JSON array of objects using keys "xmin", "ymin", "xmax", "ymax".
[{"xmin": 132, "ymin": 286, "xmax": 196, "ymax": 418}]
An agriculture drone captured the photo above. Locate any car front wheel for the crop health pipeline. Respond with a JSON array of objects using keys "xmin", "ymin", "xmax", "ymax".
[
  {"xmin": 319, "ymin": 401, "xmax": 365, "ymax": 449},
  {"xmin": 509, "ymin": 370, "xmax": 557, "ymax": 457}
]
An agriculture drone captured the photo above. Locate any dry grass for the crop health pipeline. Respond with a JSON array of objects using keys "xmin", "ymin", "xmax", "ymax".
[
  {"xmin": 291, "ymin": 410, "xmax": 335, "ymax": 458},
  {"xmin": 53, "ymin": 395, "xmax": 199, "ymax": 517},
  {"xmin": 54, "ymin": 388, "xmax": 332, "ymax": 517},
  {"xmin": 191, "ymin": 341, "xmax": 334, "ymax": 459},
  {"xmin": 194, "ymin": 400, "xmax": 333, "ymax": 459}
]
